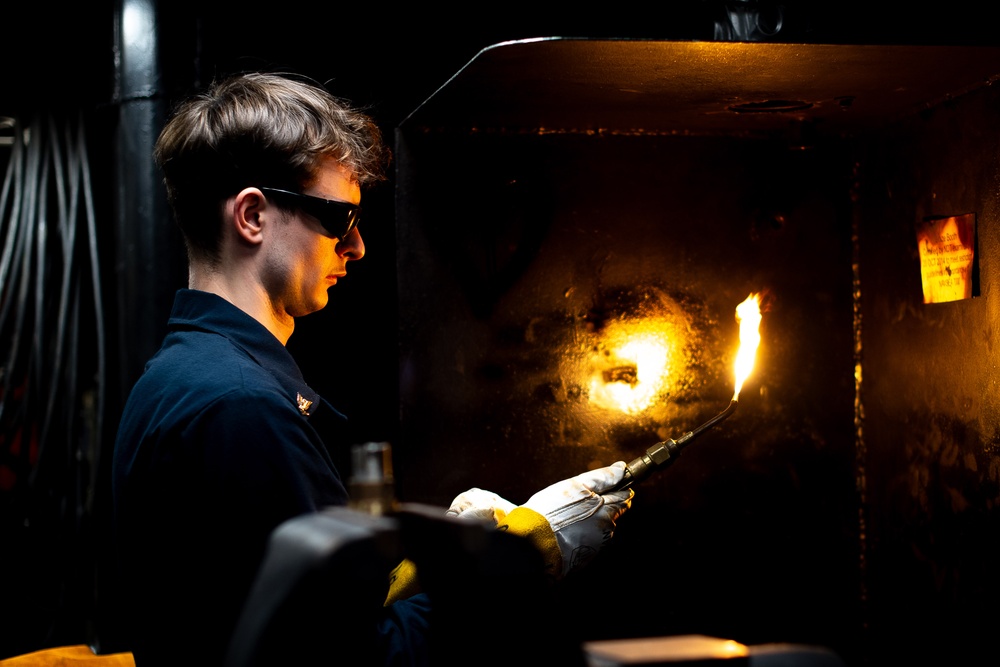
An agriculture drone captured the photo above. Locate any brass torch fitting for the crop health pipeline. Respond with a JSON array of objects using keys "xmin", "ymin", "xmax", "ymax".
[{"xmin": 613, "ymin": 399, "xmax": 739, "ymax": 491}]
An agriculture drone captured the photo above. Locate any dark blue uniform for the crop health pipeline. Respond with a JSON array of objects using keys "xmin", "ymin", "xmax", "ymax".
[{"xmin": 112, "ymin": 289, "xmax": 428, "ymax": 666}]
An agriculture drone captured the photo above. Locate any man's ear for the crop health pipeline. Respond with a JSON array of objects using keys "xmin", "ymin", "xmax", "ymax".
[{"xmin": 232, "ymin": 187, "xmax": 267, "ymax": 245}]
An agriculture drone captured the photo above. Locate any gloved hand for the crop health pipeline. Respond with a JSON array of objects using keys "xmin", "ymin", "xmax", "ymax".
[
  {"xmin": 446, "ymin": 488, "xmax": 517, "ymax": 526},
  {"xmin": 521, "ymin": 461, "xmax": 633, "ymax": 578}
]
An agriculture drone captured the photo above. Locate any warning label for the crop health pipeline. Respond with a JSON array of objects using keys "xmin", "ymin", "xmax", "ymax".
[{"xmin": 917, "ymin": 213, "xmax": 976, "ymax": 304}]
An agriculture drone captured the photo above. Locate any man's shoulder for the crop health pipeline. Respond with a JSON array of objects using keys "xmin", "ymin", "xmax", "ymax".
[
  {"xmin": 134, "ymin": 329, "xmax": 288, "ymax": 409},
  {"xmin": 116, "ymin": 330, "xmax": 302, "ymax": 453},
  {"xmin": 159, "ymin": 328, "xmax": 273, "ymax": 378}
]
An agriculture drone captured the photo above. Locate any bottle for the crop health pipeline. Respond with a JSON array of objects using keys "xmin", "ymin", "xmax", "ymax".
[{"xmin": 348, "ymin": 441, "xmax": 398, "ymax": 516}]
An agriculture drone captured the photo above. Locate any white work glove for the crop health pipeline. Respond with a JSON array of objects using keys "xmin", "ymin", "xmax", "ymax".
[
  {"xmin": 522, "ymin": 461, "xmax": 633, "ymax": 578},
  {"xmin": 446, "ymin": 488, "xmax": 517, "ymax": 526}
]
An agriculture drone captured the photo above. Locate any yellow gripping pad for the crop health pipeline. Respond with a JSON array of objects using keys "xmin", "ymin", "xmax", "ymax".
[
  {"xmin": 496, "ymin": 506, "xmax": 561, "ymax": 583},
  {"xmin": 383, "ymin": 506, "xmax": 559, "ymax": 606},
  {"xmin": 384, "ymin": 557, "xmax": 422, "ymax": 605}
]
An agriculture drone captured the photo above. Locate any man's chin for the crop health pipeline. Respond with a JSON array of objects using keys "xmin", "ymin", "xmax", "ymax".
[
  {"xmin": 317, "ymin": 290, "xmax": 333, "ymax": 310},
  {"xmin": 294, "ymin": 294, "xmax": 330, "ymax": 318}
]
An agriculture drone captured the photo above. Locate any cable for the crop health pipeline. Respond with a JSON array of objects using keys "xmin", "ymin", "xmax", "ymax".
[{"xmin": 0, "ymin": 110, "xmax": 106, "ymax": 652}]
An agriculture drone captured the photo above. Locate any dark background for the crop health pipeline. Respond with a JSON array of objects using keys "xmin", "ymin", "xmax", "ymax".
[{"xmin": 3, "ymin": 0, "xmax": 1000, "ymax": 662}]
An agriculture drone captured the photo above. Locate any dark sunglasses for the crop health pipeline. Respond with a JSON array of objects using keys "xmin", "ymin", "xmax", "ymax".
[{"xmin": 259, "ymin": 187, "xmax": 361, "ymax": 240}]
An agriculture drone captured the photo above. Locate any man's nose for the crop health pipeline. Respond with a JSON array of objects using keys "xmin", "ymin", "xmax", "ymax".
[{"xmin": 337, "ymin": 227, "xmax": 365, "ymax": 260}]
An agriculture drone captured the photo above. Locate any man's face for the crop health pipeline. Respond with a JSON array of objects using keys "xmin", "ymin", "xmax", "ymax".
[{"xmin": 261, "ymin": 158, "xmax": 364, "ymax": 319}]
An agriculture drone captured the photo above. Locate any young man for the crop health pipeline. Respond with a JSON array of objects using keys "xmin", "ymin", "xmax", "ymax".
[{"xmin": 111, "ymin": 72, "xmax": 633, "ymax": 667}]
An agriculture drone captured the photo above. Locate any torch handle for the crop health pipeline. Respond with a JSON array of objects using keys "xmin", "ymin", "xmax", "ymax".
[
  {"xmin": 612, "ymin": 399, "xmax": 739, "ymax": 492},
  {"xmin": 613, "ymin": 438, "xmax": 684, "ymax": 491}
]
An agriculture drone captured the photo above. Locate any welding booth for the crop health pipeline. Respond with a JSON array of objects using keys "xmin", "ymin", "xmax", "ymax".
[
  {"xmin": 7, "ymin": 30, "xmax": 1000, "ymax": 667},
  {"xmin": 372, "ymin": 38, "xmax": 1000, "ymax": 666}
]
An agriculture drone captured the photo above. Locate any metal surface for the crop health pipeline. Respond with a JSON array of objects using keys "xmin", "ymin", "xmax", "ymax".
[
  {"xmin": 854, "ymin": 78, "xmax": 1000, "ymax": 665},
  {"xmin": 404, "ymin": 39, "xmax": 1000, "ymax": 140},
  {"xmin": 393, "ymin": 38, "xmax": 920, "ymax": 666},
  {"xmin": 395, "ymin": 36, "xmax": 1000, "ymax": 666},
  {"xmin": 114, "ymin": 0, "xmax": 185, "ymax": 392}
]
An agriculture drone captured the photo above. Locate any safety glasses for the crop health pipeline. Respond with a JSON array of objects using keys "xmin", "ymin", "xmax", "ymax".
[{"xmin": 259, "ymin": 187, "xmax": 361, "ymax": 240}]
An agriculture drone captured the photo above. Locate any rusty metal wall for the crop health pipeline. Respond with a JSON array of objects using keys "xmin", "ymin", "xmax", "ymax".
[
  {"xmin": 857, "ymin": 81, "xmax": 1000, "ymax": 665},
  {"xmin": 395, "ymin": 129, "xmax": 863, "ymax": 659}
]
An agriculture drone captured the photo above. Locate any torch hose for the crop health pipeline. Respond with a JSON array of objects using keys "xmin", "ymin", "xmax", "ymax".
[{"xmin": 612, "ymin": 399, "xmax": 738, "ymax": 491}]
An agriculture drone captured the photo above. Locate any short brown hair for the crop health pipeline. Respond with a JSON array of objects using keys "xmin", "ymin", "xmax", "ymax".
[{"xmin": 154, "ymin": 72, "xmax": 389, "ymax": 262}]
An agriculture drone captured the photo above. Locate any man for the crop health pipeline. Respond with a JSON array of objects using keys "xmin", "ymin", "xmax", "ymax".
[{"xmin": 111, "ymin": 72, "xmax": 633, "ymax": 667}]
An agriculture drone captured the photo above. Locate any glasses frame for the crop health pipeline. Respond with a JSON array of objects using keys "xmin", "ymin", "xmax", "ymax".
[{"xmin": 259, "ymin": 187, "xmax": 361, "ymax": 240}]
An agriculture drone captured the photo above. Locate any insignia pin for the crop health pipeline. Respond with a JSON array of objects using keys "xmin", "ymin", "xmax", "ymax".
[{"xmin": 296, "ymin": 392, "xmax": 313, "ymax": 416}]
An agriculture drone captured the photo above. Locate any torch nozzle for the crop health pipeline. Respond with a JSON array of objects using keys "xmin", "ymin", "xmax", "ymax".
[{"xmin": 613, "ymin": 399, "xmax": 738, "ymax": 491}]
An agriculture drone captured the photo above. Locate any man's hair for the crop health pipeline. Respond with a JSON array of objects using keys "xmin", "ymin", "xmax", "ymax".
[{"xmin": 153, "ymin": 72, "xmax": 390, "ymax": 262}]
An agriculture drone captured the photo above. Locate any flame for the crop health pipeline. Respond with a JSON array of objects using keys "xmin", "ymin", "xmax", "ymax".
[{"xmin": 732, "ymin": 293, "xmax": 762, "ymax": 401}]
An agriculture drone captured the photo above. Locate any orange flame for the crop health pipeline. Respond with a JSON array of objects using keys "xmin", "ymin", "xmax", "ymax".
[{"xmin": 733, "ymin": 293, "xmax": 762, "ymax": 401}]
